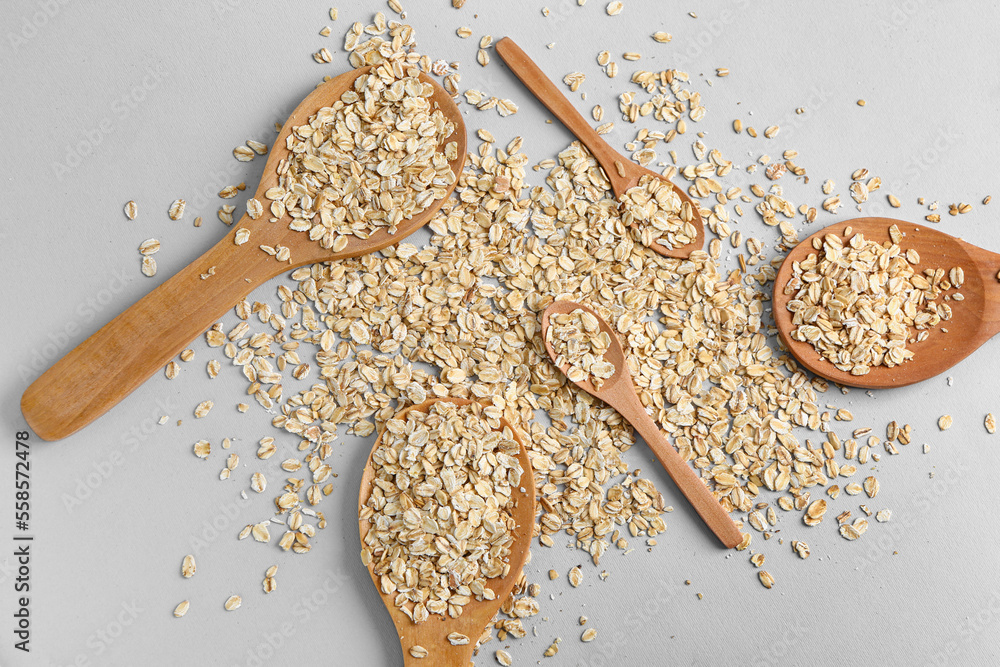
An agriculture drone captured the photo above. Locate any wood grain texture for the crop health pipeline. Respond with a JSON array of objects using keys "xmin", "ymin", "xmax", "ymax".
[
  {"xmin": 773, "ymin": 217, "xmax": 1000, "ymax": 389},
  {"xmin": 357, "ymin": 398, "xmax": 536, "ymax": 666},
  {"xmin": 494, "ymin": 37, "xmax": 705, "ymax": 259},
  {"xmin": 541, "ymin": 300, "xmax": 743, "ymax": 549},
  {"xmin": 20, "ymin": 65, "xmax": 467, "ymax": 441}
]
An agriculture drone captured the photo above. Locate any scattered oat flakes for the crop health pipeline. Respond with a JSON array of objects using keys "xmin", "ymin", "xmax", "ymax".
[
  {"xmin": 193, "ymin": 440, "xmax": 211, "ymax": 459},
  {"xmin": 181, "ymin": 555, "xmax": 196, "ymax": 578},
  {"xmin": 252, "ymin": 522, "xmax": 271, "ymax": 543},
  {"xmin": 168, "ymin": 199, "xmax": 186, "ymax": 220},
  {"xmin": 803, "ymin": 499, "xmax": 827, "ymax": 526},
  {"xmin": 839, "ymin": 517, "xmax": 868, "ymax": 540},
  {"xmin": 124, "ymin": 200, "xmax": 137, "ymax": 220},
  {"xmin": 224, "ymin": 595, "xmax": 241, "ymax": 611},
  {"xmin": 251, "ymin": 472, "xmax": 266, "ymax": 493},
  {"xmin": 141, "ymin": 256, "xmax": 157, "ymax": 277}
]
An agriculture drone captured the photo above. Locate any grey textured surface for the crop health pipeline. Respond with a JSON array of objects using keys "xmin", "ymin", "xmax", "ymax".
[{"xmin": 2, "ymin": 1, "xmax": 1000, "ymax": 666}]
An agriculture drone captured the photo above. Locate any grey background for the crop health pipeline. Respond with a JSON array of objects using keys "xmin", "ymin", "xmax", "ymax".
[{"xmin": 2, "ymin": 1, "xmax": 1000, "ymax": 665}]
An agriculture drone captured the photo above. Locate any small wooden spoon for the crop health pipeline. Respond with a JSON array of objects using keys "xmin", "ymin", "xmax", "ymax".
[
  {"xmin": 358, "ymin": 397, "xmax": 536, "ymax": 666},
  {"xmin": 541, "ymin": 301, "xmax": 742, "ymax": 548},
  {"xmin": 773, "ymin": 217, "xmax": 1000, "ymax": 389},
  {"xmin": 21, "ymin": 65, "xmax": 466, "ymax": 441},
  {"xmin": 495, "ymin": 37, "xmax": 705, "ymax": 259}
]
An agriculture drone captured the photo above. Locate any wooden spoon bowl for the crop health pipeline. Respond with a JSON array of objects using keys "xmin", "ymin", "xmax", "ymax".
[
  {"xmin": 773, "ymin": 217, "xmax": 1000, "ymax": 388},
  {"xmin": 541, "ymin": 300, "xmax": 742, "ymax": 548},
  {"xmin": 21, "ymin": 64, "xmax": 466, "ymax": 441},
  {"xmin": 495, "ymin": 37, "xmax": 704, "ymax": 259},
  {"xmin": 358, "ymin": 398, "xmax": 536, "ymax": 666}
]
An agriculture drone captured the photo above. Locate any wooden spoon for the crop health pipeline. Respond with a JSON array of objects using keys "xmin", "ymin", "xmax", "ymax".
[
  {"xmin": 541, "ymin": 300, "xmax": 743, "ymax": 548},
  {"xmin": 773, "ymin": 217, "xmax": 1000, "ymax": 389},
  {"xmin": 20, "ymin": 65, "xmax": 467, "ymax": 441},
  {"xmin": 495, "ymin": 37, "xmax": 705, "ymax": 259},
  {"xmin": 358, "ymin": 397, "xmax": 536, "ymax": 666}
]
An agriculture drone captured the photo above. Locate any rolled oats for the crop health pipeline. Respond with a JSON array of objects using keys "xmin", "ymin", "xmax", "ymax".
[
  {"xmin": 784, "ymin": 227, "xmax": 953, "ymax": 374},
  {"xmin": 359, "ymin": 401, "xmax": 523, "ymax": 623}
]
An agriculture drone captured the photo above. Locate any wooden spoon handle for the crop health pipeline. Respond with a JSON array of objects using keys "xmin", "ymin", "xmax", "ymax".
[
  {"xmin": 20, "ymin": 222, "xmax": 282, "ymax": 441},
  {"xmin": 613, "ymin": 394, "xmax": 743, "ymax": 548},
  {"xmin": 495, "ymin": 37, "xmax": 630, "ymax": 194}
]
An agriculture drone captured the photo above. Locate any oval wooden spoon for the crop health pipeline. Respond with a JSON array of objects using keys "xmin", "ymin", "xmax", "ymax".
[
  {"xmin": 358, "ymin": 397, "xmax": 536, "ymax": 666},
  {"xmin": 540, "ymin": 300, "xmax": 742, "ymax": 548},
  {"xmin": 773, "ymin": 217, "xmax": 1000, "ymax": 389},
  {"xmin": 21, "ymin": 65, "xmax": 467, "ymax": 441},
  {"xmin": 495, "ymin": 37, "xmax": 704, "ymax": 259}
]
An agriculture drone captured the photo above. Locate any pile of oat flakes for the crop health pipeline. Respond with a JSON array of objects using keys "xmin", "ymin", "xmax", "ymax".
[{"xmin": 149, "ymin": 3, "xmax": 987, "ymax": 659}]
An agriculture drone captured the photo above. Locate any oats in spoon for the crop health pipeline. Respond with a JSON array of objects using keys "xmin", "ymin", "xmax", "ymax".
[
  {"xmin": 546, "ymin": 308, "xmax": 616, "ymax": 389},
  {"xmin": 268, "ymin": 51, "xmax": 458, "ymax": 252},
  {"xmin": 620, "ymin": 175, "xmax": 697, "ymax": 250},
  {"xmin": 783, "ymin": 228, "xmax": 952, "ymax": 375},
  {"xmin": 359, "ymin": 401, "xmax": 523, "ymax": 624}
]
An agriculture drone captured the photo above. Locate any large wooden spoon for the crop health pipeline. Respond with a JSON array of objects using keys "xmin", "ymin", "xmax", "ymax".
[
  {"xmin": 540, "ymin": 300, "xmax": 743, "ymax": 548},
  {"xmin": 358, "ymin": 397, "xmax": 536, "ymax": 666},
  {"xmin": 495, "ymin": 37, "xmax": 705, "ymax": 258},
  {"xmin": 773, "ymin": 217, "xmax": 1000, "ymax": 389},
  {"xmin": 21, "ymin": 65, "xmax": 467, "ymax": 441}
]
